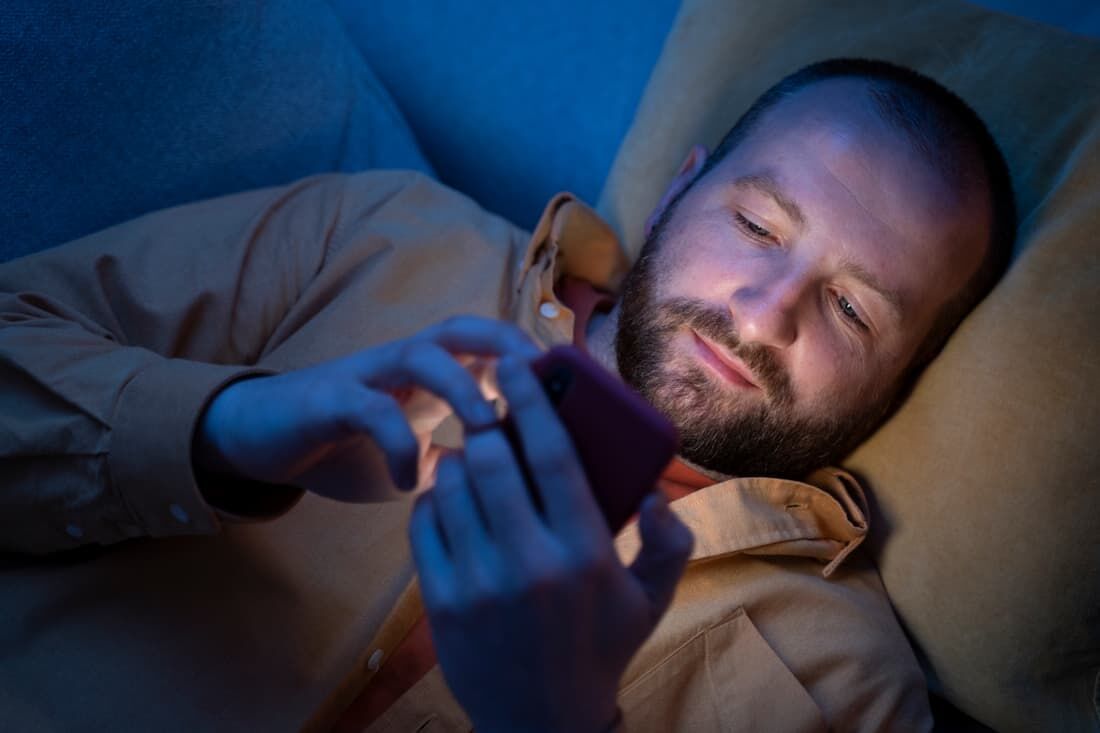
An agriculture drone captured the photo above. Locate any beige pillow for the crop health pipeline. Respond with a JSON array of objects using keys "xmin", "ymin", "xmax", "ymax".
[{"xmin": 597, "ymin": 1, "xmax": 1100, "ymax": 730}]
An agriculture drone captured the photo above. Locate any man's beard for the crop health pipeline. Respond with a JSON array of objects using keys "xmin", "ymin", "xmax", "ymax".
[{"xmin": 615, "ymin": 223, "xmax": 892, "ymax": 480}]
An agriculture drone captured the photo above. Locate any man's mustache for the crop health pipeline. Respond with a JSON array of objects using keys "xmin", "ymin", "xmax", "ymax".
[{"xmin": 659, "ymin": 297, "xmax": 793, "ymax": 405}]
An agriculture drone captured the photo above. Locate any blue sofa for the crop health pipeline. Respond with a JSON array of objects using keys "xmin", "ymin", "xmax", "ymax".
[{"xmin": 0, "ymin": 0, "xmax": 677, "ymax": 261}]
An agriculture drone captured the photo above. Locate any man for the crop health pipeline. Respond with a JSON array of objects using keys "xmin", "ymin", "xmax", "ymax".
[{"xmin": 0, "ymin": 59, "xmax": 1013, "ymax": 731}]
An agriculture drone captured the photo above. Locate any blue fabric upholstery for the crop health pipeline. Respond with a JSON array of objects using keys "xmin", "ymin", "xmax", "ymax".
[
  {"xmin": 0, "ymin": 1, "xmax": 432, "ymax": 262},
  {"xmin": 1, "ymin": 1, "xmax": 678, "ymax": 261},
  {"xmin": 325, "ymin": 0, "xmax": 680, "ymax": 228}
]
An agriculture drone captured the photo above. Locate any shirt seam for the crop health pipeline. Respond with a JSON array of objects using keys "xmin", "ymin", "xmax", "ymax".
[
  {"xmin": 619, "ymin": 607, "xmax": 747, "ymax": 698},
  {"xmin": 106, "ymin": 360, "xmax": 163, "ymax": 533}
]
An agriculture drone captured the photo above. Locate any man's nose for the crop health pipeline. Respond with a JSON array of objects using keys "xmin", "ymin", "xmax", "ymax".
[{"xmin": 730, "ymin": 271, "xmax": 809, "ymax": 349}]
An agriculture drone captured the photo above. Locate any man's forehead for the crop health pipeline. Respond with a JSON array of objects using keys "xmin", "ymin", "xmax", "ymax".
[
  {"xmin": 715, "ymin": 144, "xmax": 955, "ymax": 274},
  {"xmin": 696, "ymin": 78, "xmax": 990, "ymax": 329},
  {"xmin": 729, "ymin": 78, "xmax": 980, "ymax": 226}
]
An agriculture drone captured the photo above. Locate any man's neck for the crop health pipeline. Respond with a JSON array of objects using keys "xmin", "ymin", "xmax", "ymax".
[{"xmin": 585, "ymin": 302, "xmax": 621, "ymax": 378}]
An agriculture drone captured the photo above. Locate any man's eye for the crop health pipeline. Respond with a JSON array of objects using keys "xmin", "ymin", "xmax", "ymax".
[
  {"xmin": 836, "ymin": 294, "xmax": 868, "ymax": 329},
  {"xmin": 734, "ymin": 212, "xmax": 774, "ymax": 241}
]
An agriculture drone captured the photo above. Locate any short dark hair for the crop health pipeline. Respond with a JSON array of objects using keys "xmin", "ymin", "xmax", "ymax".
[{"xmin": 700, "ymin": 58, "xmax": 1016, "ymax": 376}]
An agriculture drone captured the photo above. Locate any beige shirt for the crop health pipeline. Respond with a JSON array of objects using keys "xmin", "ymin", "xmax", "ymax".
[{"xmin": 0, "ymin": 171, "xmax": 931, "ymax": 731}]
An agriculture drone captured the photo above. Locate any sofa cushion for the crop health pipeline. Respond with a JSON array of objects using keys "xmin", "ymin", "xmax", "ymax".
[
  {"xmin": 327, "ymin": 0, "xmax": 679, "ymax": 231},
  {"xmin": 597, "ymin": 1, "xmax": 1100, "ymax": 730},
  {"xmin": 0, "ymin": 0, "xmax": 432, "ymax": 261}
]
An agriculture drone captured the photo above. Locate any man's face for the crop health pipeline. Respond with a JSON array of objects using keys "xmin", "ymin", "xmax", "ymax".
[{"xmin": 616, "ymin": 79, "xmax": 991, "ymax": 478}]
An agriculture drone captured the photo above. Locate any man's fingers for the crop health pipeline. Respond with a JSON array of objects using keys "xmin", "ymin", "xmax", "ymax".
[
  {"xmin": 629, "ymin": 493, "xmax": 694, "ymax": 620},
  {"xmin": 494, "ymin": 355, "xmax": 606, "ymax": 538},
  {"xmin": 463, "ymin": 426, "xmax": 549, "ymax": 548},
  {"xmin": 342, "ymin": 387, "xmax": 422, "ymax": 490},
  {"xmin": 408, "ymin": 493, "xmax": 454, "ymax": 610},
  {"xmin": 360, "ymin": 341, "xmax": 499, "ymax": 431},
  {"xmin": 420, "ymin": 315, "xmax": 542, "ymax": 361},
  {"xmin": 430, "ymin": 455, "xmax": 491, "ymax": 566}
]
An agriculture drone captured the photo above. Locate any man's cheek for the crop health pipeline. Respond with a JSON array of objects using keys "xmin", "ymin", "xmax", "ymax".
[{"xmin": 784, "ymin": 338, "xmax": 856, "ymax": 404}]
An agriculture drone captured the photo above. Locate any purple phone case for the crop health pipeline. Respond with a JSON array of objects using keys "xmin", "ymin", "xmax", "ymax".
[{"xmin": 525, "ymin": 345, "xmax": 680, "ymax": 534}]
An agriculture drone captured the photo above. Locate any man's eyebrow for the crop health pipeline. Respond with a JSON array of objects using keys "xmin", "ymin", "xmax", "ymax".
[
  {"xmin": 731, "ymin": 174, "xmax": 805, "ymax": 227},
  {"xmin": 839, "ymin": 257, "xmax": 905, "ymax": 322}
]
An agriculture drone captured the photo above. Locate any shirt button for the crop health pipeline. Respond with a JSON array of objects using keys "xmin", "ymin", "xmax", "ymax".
[
  {"xmin": 539, "ymin": 301, "xmax": 561, "ymax": 319},
  {"xmin": 169, "ymin": 504, "xmax": 190, "ymax": 524},
  {"xmin": 65, "ymin": 524, "xmax": 84, "ymax": 539},
  {"xmin": 367, "ymin": 649, "xmax": 384, "ymax": 671}
]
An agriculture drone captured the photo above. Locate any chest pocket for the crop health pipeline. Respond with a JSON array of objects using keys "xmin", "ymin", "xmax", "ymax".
[{"xmin": 619, "ymin": 607, "xmax": 827, "ymax": 733}]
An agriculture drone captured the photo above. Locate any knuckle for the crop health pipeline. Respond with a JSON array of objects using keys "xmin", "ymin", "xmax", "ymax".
[
  {"xmin": 446, "ymin": 379, "xmax": 485, "ymax": 410},
  {"xmin": 503, "ymin": 368, "xmax": 540, "ymax": 405},
  {"xmin": 567, "ymin": 543, "xmax": 613, "ymax": 580},
  {"xmin": 358, "ymin": 388, "xmax": 399, "ymax": 418},
  {"xmin": 490, "ymin": 545, "xmax": 568, "ymax": 598},
  {"xmin": 463, "ymin": 432, "xmax": 516, "ymax": 476},
  {"xmin": 457, "ymin": 567, "xmax": 502, "ymax": 611},
  {"xmin": 396, "ymin": 339, "xmax": 429, "ymax": 368},
  {"xmin": 301, "ymin": 383, "xmax": 357, "ymax": 438},
  {"xmin": 360, "ymin": 391, "xmax": 409, "ymax": 431},
  {"xmin": 428, "ymin": 591, "xmax": 463, "ymax": 623},
  {"xmin": 525, "ymin": 439, "xmax": 574, "ymax": 475},
  {"xmin": 498, "ymin": 550, "xmax": 549, "ymax": 597},
  {"xmin": 440, "ymin": 313, "xmax": 479, "ymax": 333},
  {"xmin": 519, "ymin": 560, "xmax": 567, "ymax": 599},
  {"xmin": 493, "ymin": 578, "xmax": 526, "ymax": 607},
  {"xmin": 359, "ymin": 393, "xmax": 412, "ymax": 440}
]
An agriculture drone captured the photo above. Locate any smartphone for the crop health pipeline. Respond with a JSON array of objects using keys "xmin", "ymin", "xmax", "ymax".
[{"xmin": 503, "ymin": 345, "xmax": 679, "ymax": 534}]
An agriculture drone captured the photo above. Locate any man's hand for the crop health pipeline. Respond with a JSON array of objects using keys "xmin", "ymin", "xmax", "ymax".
[
  {"xmin": 408, "ymin": 355, "xmax": 694, "ymax": 733},
  {"xmin": 192, "ymin": 316, "xmax": 540, "ymax": 500}
]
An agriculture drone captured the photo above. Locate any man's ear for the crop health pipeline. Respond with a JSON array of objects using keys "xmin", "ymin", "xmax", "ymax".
[{"xmin": 644, "ymin": 144, "xmax": 709, "ymax": 238}]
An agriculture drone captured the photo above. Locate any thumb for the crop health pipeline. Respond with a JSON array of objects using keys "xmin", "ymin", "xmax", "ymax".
[{"xmin": 629, "ymin": 492, "xmax": 694, "ymax": 621}]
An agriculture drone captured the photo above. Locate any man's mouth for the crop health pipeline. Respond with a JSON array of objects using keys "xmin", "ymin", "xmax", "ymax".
[{"xmin": 690, "ymin": 330, "xmax": 760, "ymax": 390}]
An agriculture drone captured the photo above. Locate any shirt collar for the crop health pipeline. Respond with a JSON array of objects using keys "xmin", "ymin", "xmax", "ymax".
[
  {"xmin": 521, "ymin": 193, "xmax": 630, "ymax": 293},
  {"xmin": 613, "ymin": 468, "xmax": 869, "ymax": 577}
]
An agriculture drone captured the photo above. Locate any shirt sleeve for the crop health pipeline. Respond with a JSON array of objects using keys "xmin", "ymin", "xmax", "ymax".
[{"xmin": 0, "ymin": 172, "xmax": 421, "ymax": 553}]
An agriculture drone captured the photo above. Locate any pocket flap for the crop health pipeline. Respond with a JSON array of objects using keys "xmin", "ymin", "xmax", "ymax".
[{"xmin": 620, "ymin": 607, "xmax": 827, "ymax": 732}]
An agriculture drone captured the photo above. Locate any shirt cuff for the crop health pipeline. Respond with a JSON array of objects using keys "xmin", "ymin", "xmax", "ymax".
[{"xmin": 109, "ymin": 357, "xmax": 292, "ymax": 539}]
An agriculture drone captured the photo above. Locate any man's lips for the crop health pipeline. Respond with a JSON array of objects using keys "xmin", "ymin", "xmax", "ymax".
[{"xmin": 690, "ymin": 330, "xmax": 760, "ymax": 390}]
